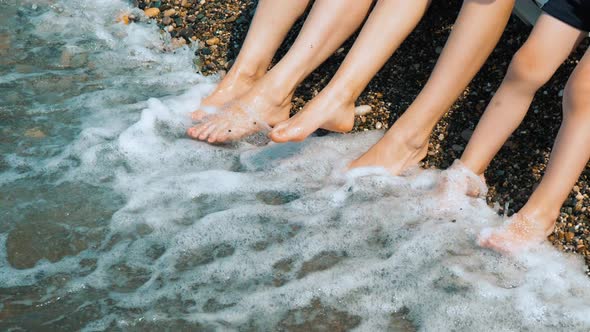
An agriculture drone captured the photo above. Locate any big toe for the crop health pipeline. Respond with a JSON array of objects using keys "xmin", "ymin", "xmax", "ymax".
[
  {"xmin": 187, "ymin": 124, "xmax": 207, "ymax": 139},
  {"xmin": 269, "ymin": 122, "xmax": 291, "ymax": 142}
]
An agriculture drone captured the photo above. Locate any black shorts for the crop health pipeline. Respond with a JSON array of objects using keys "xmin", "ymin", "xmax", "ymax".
[{"xmin": 543, "ymin": 0, "xmax": 590, "ymax": 31}]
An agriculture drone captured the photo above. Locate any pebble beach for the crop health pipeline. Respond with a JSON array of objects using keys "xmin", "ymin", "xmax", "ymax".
[{"xmin": 134, "ymin": 0, "xmax": 590, "ymax": 272}]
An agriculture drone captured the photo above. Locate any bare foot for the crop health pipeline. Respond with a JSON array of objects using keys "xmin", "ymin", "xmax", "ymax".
[
  {"xmin": 191, "ymin": 71, "xmax": 259, "ymax": 122},
  {"xmin": 348, "ymin": 128, "xmax": 428, "ymax": 176},
  {"xmin": 269, "ymin": 88, "xmax": 356, "ymax": 143},
  {"xmin": 437, "ymin": 159, "xmax": 487, "ymax": 199},
  {"xmin": 187, "ymin": 82, "xmax": 292, "ymax": 143},
  {"xmin": 477, "ymin": 213, "xmax": 555, "ymax": 254},
  {"xmin": 429, "ymin": 160, "xmax": 488, "ymax": 215}
]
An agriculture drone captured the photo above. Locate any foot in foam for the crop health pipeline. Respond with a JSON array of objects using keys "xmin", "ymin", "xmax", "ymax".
[
  {"xmin": 437, "ymin": 160, "xmax": 487, "ymax": 199},
  {"xmin": 477, "ymin": 213, "xmax": 555, "ymax": 254},
  {"xmin": 269, "ymin": 89, "xmax": 357, "ymax": 143},
  {"xmin": 431, "ymin": 159, "xmax": 488, "ymax": 214},
  {"xmin": 347, "ymin": 128, "xmax": 428, "ymax": 176},
  {"xmin": 188, "ymin": 83, "xmax": 292, "ymax": 143},
  {"xmin": 190, "ymin": 71, "xmax": 258, "ymax": 122}
]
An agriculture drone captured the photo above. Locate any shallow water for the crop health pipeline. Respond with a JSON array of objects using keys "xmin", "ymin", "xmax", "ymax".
[{"xmin": 1, "ymin": 1, "xmax": 590, "ymax": 331}]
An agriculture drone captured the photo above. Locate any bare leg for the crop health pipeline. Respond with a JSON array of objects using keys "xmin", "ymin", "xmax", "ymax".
[
  {"xmin": 190, "ymin": 0, "xmax": 311, "ymax": 121},
  {"xmin": 349, "ymin": 0, "xmax": 515, "ymax": 175},
  {"xmin": 479, "ymin": 47, "xmax": 590, "ymax": 253},
  {"xmin": 188, "ymin": 0, "xmax": 373, "ymax": 143},
  {"xmin": 269, "ymin": 0, "xmax": 431, "ymax": 142},
  {"xmin": 461, "ymin": 14, "xmax": 586, "ymax": 176}
]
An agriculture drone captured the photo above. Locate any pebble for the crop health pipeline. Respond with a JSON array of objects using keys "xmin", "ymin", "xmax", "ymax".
[
  {"xmin": 435, "ymin": 46, "xmax": 443, "ymax": 54},
  {"xmin": 163, "ymin": 8, "xmax": 176, "ymax": 17},
  {"xmin": 143, "ymin": 7, "xmax": 160, "ymax": 18},
  {"xmin": 452, "ymin": 144, "xmax": 464, "ymax": 152},
  {"xmin": 354, "ymin": 105, "xmax": 372, "ymax": 116},
  {"xmin": 375, "ymin": 122, "xmax": 383, "ymax": 130},
  {"xmin": 162, "ymin": 16, "xmax": 172, "ymax": 25},
  {"xmin": 206, "ymin": 37, "xmax": 220, "ymax": 46}
]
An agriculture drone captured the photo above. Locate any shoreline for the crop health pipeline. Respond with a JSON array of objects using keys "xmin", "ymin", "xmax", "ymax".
[{"xmin": 135, "ymin": 0, "xmax": 590, "ymax": 272}]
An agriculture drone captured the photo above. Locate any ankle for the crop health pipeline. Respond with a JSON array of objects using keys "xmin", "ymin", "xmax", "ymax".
[
  {"xmin": 518, "ymin": 205, "xmax": 559, "ymax": 235},
  {"xmin": 227, "ymin": 62, "xmax": 266, "ymax": 83},
  {"xmin": 386, "ymin": 124, "xmax": 429, "ymax": 152},
  {"xmin": 321, "ymin": 83, "xmax": 358, "ymax": 106}
]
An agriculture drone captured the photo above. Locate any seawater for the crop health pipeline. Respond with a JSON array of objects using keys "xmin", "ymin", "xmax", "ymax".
[{"xmin": 1, "ymin": 1, "xmax": 590, "ymax": 331}]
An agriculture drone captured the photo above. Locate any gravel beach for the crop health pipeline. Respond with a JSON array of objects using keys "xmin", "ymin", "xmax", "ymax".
[{"xmin": 134, "ymin": 0, "xmax": 590, "ymax": 271}]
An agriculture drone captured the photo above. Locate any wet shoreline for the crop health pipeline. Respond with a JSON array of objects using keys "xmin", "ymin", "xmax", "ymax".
[{"xmin": 2, "ymin": 1, "xmax": 590, "ymax": 329}]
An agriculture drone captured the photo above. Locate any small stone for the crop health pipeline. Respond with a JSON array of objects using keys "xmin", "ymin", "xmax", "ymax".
[
  {"xmin": 181, "ymin": 0, "xmax": 192, "ymax": 8},
  {"xmin": 24, "ymin": 128, "xmax": 46, "ymax": 138},
  {"xmin": 117, "ymin": 14, "xmax": 130, "ymax": 25},
  {"xmin": 206, "ymin": 37, "xmax": 220, "ymax": 46},
  {"xmin": 179, "ymin": 28, "xmax": 194, "ymax": 39},
  {"xmin": 435, "ymin": 46, "xmax": 443, "ymax": 54},
  {"xmin": 438, "ymin": 134, "xmax": 444, "ymax": 141},
  {"xmin": 354, "ymin": 105, "xmax": 372, "ymax": 116},
  {"xmin": 171, "ymin": 37, "xmax": 187, "ymax": 48},
  {"xmin": 144, "ymin": 7, "xmax": 160, "ymax": 18},
  {"xmin": 163, "ymin": 8, "xmax": 176, "ymax": 17},
  {"xmin": 162, "ymin": 16, "xmax": 172, "ymax": 25},
  {"xmin": 566, "ymin": 232, "xmax": 575, "ymax": 242},
  {"xmin": 558, "ymin": 89, "xmax": 564, "ymax": 97},
  {"xmin": 375, "ymin": 122, "xmax": 383, "ymax": 130},
  {"xmin": 452, "ymin": 144, "xmax": 464, "ymax": 152}
]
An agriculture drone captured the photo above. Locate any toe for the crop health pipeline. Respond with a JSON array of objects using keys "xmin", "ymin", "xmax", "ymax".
[
  {"xmin": 269, "ymin": 126, "xmax": 286, "ymax": 142},
  {"xmin": 208, "ymin": 127, "xmax": 228, "ymax": 143},
  {"xmin": 187, "ymin": 124, "xmax": 207, "ymax": 139},
  {"xmin": 198, "ymin": 123, "xmax": 217, "ymax": 141}
]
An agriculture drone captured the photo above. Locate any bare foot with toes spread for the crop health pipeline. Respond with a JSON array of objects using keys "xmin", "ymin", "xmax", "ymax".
[{"xmin": 188, "ymin": 83, "xmax": 292, "ymax": 143}]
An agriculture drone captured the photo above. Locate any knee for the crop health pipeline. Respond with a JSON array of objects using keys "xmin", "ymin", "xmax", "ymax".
[
  {"xmin": 505, "ymin": 47, "xmax": 553, "ymax": 90},
  {"xmin": 563, "ymin": 66, "xmax": 590, "ymax": 111}
]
